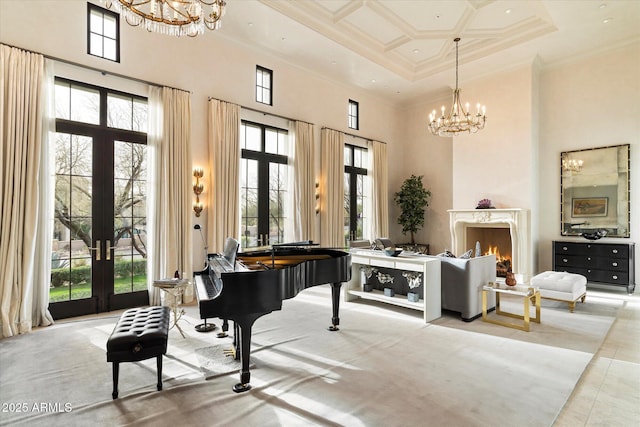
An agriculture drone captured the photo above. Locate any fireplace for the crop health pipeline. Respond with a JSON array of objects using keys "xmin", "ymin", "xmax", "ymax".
[
  {"xmin": 466, "ymin": 227, "xmax": 512, "ymax": 277},
  {"xmin": 448, "ymin": 209, "xmax": 531, "ymax": 282}
]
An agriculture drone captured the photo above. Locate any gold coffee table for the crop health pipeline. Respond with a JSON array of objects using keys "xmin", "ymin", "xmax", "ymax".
[{"xmin": 482, "ymin": 283, "xmax": 540, "ymax": 331}]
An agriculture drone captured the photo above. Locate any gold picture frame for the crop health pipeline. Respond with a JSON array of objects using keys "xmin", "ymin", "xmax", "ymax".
[{"xmin": 572, "ymin": 197, "xmax": 608, "ymax": 217}]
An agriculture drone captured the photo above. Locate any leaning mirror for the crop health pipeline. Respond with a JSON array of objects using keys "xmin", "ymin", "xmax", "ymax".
[{"xmin": 561, "ymin": 144, "xmax": 630, "ymax": 238}]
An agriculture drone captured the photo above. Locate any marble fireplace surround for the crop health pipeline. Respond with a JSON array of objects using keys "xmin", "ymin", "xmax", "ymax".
[{"xmin": 449, "ymin": 208, "xmax": 532, "ymax": 282}]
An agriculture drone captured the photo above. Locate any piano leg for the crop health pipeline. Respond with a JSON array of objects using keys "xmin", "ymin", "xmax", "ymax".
[
  {"xmin": 328, "ymin": 282, "xmax": 342, "ymax": 331},
  {"xmin": 232, "ymin": 314, "xmax": 262, "ymax": 393}
]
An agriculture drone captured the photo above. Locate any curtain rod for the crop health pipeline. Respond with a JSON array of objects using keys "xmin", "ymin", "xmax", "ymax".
[
  {"xmin": 1, "ymin": 42, "xmax": 191, "ymax": 94},
  {"xmin": 321, "ymin": 127, "xmax": 387, "ymax": 145},
  {"xmin": 208, "ymin": 96, "xmax": 314, "ymax": 126}
]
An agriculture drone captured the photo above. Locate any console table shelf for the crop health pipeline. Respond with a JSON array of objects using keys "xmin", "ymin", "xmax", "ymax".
[
  {"xmin": 345, "ymin": 249, "xmax": 441, "ymax": 322},
  {"xmin": 347, "ymin": 289, "xmax": 424, "ymax": 311}
]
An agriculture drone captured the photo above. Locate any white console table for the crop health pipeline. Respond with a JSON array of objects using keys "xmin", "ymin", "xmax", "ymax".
[{"xmin": 345, "ymin": 249, "xmax": 441, "ymax": 322}]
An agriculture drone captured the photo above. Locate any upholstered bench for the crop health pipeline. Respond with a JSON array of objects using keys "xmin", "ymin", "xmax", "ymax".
[
  {"xmin": 530, "ymin": 271, "xmax": 587, "ymax": 313},
  {"xmin": 106, "ymin": 306, "xmax": 170, "ymax": 399}
]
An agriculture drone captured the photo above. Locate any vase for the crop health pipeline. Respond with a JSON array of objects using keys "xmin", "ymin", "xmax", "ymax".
[{"xmin": 505, "ymin": 271, "xmax": 517, "ymax": 287}]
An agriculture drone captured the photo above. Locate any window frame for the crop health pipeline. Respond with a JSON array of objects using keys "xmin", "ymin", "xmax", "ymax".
[
  {"xmin": 344, "ymin": 143, "xmax": 368, "ymax": 242},
  {"xmin": 348, "ymin": 99, "xmax": 359, "ymax": 130},
  {"xmin": 87, "ymin": 3, "xmax": 120, "ymax": 63},
  {"xmin": 256, "ymin": 65, "xmax": 273, "ymax": 106},
  {"xmin": 240, "ymin": 120, "xmax": 288, "ymax": 248}
]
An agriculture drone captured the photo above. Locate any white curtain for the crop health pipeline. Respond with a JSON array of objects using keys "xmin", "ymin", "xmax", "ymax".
[
  {"xmin": 290, "ymin": 121, "xmax": 315, "ymax": 242},
  {"xmin": 319, "ymin": 128, "xmax": 344, "ymax": 248},
  {"xmin": 0, "ymin": 44, "xmax": 54, "ymax": 337},
  {"xmin": 207, "ymin": 99, "xmax": 240, "ymax": 252},
  {"xmin": 147, "ymin": 87, "xmax": 193, "ymax": 305},
  {"xmin": 370, "ymin": 140, "xmax": 389, "ymax": 238}
]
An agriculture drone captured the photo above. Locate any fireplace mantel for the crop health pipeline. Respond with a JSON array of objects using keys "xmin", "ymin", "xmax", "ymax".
[{"xmin": 448, "ymin": 208, "xmax": 532, "ymax": 282}]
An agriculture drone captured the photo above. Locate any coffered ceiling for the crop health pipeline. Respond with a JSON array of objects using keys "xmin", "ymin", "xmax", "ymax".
[{"xmin": 215, "ymin": 0, "xmax": 640, "ymax": 104}]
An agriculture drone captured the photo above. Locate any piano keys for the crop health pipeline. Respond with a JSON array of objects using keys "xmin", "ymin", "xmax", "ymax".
[{"xmin": 194, "ymin": 243, "xmax": 351, "ymax": 392}]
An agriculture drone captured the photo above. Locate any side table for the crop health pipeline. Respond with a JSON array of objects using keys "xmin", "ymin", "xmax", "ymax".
[
  {"xmin": 482, "ymin": 283, "xmax": 540, "ymax": 331},
  {"xmin": 153, "ymin": 279, "xmax": 190, "ymax": 338}
]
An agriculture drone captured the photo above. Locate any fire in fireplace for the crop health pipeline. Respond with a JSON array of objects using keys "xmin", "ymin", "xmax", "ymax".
[{"xmin": 485, "ymin": 245, "xmax": 512, "ymax": 277}]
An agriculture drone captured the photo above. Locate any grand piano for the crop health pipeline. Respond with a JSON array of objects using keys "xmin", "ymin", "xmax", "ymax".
[{"xmin": 194, "ymin": 241, "xmax": 351, "ymax": 392}]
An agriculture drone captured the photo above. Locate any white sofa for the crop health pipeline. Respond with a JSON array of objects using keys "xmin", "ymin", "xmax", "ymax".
[{"xmin": 425, "ymin": 254, "xmax": 497, "ymax": 321}]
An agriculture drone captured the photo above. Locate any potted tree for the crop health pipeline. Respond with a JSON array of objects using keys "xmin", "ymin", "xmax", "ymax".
[{"xmin": 393, "ymin": 175, "xmax": 431, "ymax": 253}]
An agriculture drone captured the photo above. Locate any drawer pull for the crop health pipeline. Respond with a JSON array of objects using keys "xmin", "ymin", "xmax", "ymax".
[
  {"xmin": 612, "ymin": 249, "xmax": 618, "ymax": 254},
  {"xmin": 612, "ymin": 262, "xmax": 618, "ymax": 267},
  {"xmin": 562, "ymin": 258, "xmax": 568, "ymax": 263},
  {"xmin": 587, "ymin": 270, "xmax": 591, "ymax": 273},
  {"xmin": 562, "ymin": 246, "xmax": 568, "ymax": 251},
  {"xmin": 587, "ymin": 257, "xmax": 591, "ymax": 261},
  {"xmin": 612, "ymin": 275, "xmax": 618, "ymax": 280}
]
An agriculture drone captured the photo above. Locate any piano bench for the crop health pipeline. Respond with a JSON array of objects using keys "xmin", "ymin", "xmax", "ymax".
[{"xmin": 106, "ymin": 306, "xmax": 170, "ymax": 399}]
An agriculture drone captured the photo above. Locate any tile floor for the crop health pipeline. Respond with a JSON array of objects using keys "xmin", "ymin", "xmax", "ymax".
[{"xmin": 554, "ymin": 287, "xmax": 640, "ymax": 426}]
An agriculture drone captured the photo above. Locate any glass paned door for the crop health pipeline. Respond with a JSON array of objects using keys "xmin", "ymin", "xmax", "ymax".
[
  {"xmin": 51, "ymin": 134, "xmax": 94, "ymax": 302},
  {"xmin": 49, "ymin": 133, "xmax": 148, "ymax": 318},
  {"xmin": 240, "ymin": 122, "xmax": 288, "ymax": 249},
  {"xmin": 113, "ymin": 141, "xmax": 148, "ymax": 295}
]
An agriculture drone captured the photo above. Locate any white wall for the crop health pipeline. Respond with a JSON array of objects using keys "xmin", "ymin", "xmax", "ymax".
[{"xmin": 538, "ymin": 41, "xmax": 640, "ymax": 278}]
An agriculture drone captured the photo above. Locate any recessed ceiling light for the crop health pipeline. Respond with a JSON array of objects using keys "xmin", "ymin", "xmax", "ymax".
[
  {"xmin": 599, "ymin": 4, "xmax": 607, "ymax": 9},
  {"xmin": 371, "ymin": 79, "xmax": 376, "ymax": 83},
  {"xmin": 331, "ymin": 60, "xmax": 337, "ymax": 65},
  {"xmin": 434, "ymin": 14, "xmax": 441, "ymax": 19},
  {"xmin": 248, "ymin": 22, "xmax": 253, "ymax": 26},
  {"xmin": 602, "ymin": 17, "xmax": 613, "ymax": 23},
  {"xmin": 505, "ymin": 9, "xmax": 512, "ymax": 14},
  {"xmin": 413, "ymin": 49, "xmax": 420, "ymax": 54}
]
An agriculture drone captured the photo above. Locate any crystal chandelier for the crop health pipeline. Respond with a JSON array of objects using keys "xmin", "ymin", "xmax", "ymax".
[
  {"xmin": 106, "ymin": 0, "xmax": 226, "ymax": 37},
  {"xmin": 562, "ymin": 157, "xmax": 583, "ymax": 173},
  {"xmin": 428, "ymin": 38, "xmax": 486, "ymax": 137}
]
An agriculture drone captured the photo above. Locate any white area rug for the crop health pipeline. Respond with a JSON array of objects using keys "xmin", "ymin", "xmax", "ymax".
[{"xmin": 0, "ymin": 285, "xmax": 620, "ymax": 427}]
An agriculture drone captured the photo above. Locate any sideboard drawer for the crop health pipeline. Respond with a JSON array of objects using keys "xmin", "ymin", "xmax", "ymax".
[
  {"xmin": 586, "ymin": 270, "xmax": 629, "ymax": 285},
  {"xmin": 587, "ymin": 244, "xmax": 629, "ymax": 259},
  {"xmin": 554, "ymin": 254, "xmax": 585, "ymax": 268},
  {"xmin": 555, "ymin": 242, "xmax": 588, "ymax": 255}
]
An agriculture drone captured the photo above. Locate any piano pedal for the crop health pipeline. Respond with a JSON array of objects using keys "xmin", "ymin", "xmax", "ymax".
[
  {"xmin": 223, "ymin": 347, "xmax": 236, "ymax": 358},
  {"xmin": 217, "ymin": 331, "xmax": 228, "ymax": 338},
  {"xmin": 328, "ymin": 325, "xmax": 339, "ymax": 331},
  {"xmin": 195, "ymin": 319, "xmax": 216, "ymax": 333},
  {"xmin": 233, "ymin": 383, "xmax": 252, "ymax": 393}
]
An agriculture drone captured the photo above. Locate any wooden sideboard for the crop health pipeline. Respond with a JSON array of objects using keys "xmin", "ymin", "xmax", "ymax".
[
  {"xmin": 552, "ymin": 241, "xmax": 636, "ymax": 294},
  {"xmin": 345, "ymin": 249, "xmax": 441, "ymax": 322}
]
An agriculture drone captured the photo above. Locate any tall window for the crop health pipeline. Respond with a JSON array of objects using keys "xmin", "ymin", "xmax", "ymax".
[
  {"xmin": 344, "ymin": 144, "xmax": 368, "ymax": 243},
  {"xmin": 51, "ymin": 78, "xmax": 147, "ymax": 318},
  {"xmin": 87, "ymin": 3, "xmax": 119, "ymax": 62},
  {"xmin": 256, "ymin": 66, "xmax": 273, "ymax": 106},
  {"xmin": 348, "ymin": 99, "xmax": 359, "ymax": 130},
  {"xmin": 240, "ymin": 121, "xmax": 288, "ymax": 248}
]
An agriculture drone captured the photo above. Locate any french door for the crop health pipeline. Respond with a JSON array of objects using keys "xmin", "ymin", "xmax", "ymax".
[
  {"xmin": 239, "ymin": 122, "xmax": 288, "ymax": 249},
  {"xmin": 49, "ymin": 79, "xmax": 148, "ymax": 319}
]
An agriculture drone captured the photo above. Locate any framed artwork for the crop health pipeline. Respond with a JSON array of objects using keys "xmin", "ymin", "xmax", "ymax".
[{"xmin": 572, "ymin": 197, "xmax": 608, "ymax": 217}]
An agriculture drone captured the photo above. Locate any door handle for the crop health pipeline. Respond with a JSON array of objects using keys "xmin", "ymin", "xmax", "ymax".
[
  {"xmin": 106, "ymin": 240, "xmax": 115, "ymax": 261},
  {"xmin": 89, "ymin": 240, "xmax": 101, "ymax": 261}
]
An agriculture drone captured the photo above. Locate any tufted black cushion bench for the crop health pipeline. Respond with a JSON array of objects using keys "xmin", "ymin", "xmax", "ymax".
[{"xmin": 106, "ymin": 306, "xmax": 170, "ymax": 399}]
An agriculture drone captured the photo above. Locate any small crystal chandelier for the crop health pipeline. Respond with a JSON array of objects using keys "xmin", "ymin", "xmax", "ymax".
[
  {"xmin": 562, "ymin": 157, "xmax": 584, "ymax": 173},
  {"xmin": 106, "ymin": 0, "xmax": 226, "ymax": 37},
  {"xmin": 428, "ymin": 38, "xmax": 486, "ymax": 137}
]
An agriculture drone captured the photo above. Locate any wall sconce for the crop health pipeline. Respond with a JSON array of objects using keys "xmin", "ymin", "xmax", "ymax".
[
  {"xmin": 193, "ymin": 167, "xmax": 204, "ymax": 217},
  {"xmin": 315, "ymin": 181, "xmax": 320, "ymax": 215}
]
